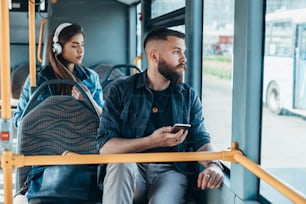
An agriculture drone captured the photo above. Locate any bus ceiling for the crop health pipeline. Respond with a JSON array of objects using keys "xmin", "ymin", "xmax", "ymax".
[{"xmin": 8, "ymin": 0, "xmax": 140, "ymax": 12}]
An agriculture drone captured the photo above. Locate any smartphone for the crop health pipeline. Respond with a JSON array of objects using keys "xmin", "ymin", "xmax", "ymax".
[{"xmin": 171, "ymin": 123, "xmax": 191, "ymax": 133}]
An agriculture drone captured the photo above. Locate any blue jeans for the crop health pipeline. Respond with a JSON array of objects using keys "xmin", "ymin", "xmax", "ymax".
[{"xmin": 102, "ymin": 163, "xmax": 188, "ymax": 204}]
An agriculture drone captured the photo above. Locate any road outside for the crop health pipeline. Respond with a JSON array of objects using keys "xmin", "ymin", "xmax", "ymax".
[
  {"xmin": 202, "ymin": 74, "xmax": 306, "ymax": 167},
  {"xmin": 202, "ymin": 74, "xmax": 306, "ymax": 203}
]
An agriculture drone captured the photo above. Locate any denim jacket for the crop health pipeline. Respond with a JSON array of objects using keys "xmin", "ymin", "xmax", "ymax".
[
  {"xmin": 14, "ymin": 64, "xmax": 103, "ymax": 128},
  {"xmin": 97, "ymin": 71, "xmax": 210, "ymax": 174}
]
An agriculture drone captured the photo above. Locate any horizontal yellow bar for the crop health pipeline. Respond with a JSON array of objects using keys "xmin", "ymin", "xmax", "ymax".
[
  {"xmin": 12, "ymin": 150, "xmax": 239, "ymax": 168},
  {"xmin": 2, "ymin": 142, "xmax": 305, "ymax": 204},
  {"xmin": 234, "ymin": 153, "xmax": 306, "ymax": 204}
]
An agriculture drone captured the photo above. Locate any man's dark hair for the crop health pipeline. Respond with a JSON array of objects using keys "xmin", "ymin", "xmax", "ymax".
[{"xmin": 143, "ymin": 27, "xmax": 185, "ymax": 49}]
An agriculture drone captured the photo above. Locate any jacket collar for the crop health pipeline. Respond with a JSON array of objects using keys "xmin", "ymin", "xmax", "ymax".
[
  {"xmin": 40, "ymin": 64, "xmax": 89, "ymax": 81},
  {"xmin": 136, "ymin": 70, "xmax": 185, "ymax": 94},
  {"xmin": 74, "ymin": 65, "xmax": 89, "ymax": 81}
]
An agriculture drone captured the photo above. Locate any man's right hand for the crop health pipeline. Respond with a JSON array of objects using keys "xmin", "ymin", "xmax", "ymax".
[{"xmin": 148, "ymin": 126, "xmax": 188, "ymax": 148}]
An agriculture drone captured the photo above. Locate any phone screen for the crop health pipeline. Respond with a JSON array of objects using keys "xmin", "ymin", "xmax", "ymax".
[{"xmin": 171, "ymin": 123, "xmax": 191, "ymax": 133}]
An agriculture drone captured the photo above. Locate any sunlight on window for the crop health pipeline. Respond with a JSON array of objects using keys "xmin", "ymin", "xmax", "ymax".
[
  {"xmin": 202, "ymin": 0, "xmax": 234, "ymax": 169},
  {"xmin": 261, "ymin": 1, "xmax": 306, "ymax": 203}
]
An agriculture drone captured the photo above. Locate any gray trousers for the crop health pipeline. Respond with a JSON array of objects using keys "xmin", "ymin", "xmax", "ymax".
[{"xmin": 102, "ymin": 163, "xmax": 188, "ymax": 204}]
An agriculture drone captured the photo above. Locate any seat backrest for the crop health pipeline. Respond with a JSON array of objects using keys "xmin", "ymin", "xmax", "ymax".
[
  {"xmin": 92, "ymin": 64, "xmax": 122, "ymax": 85},
  {"xmin": 95, "ymin": 64, "xmax": 142, "ymax": 98},
  {"xmin": 11, "ymin": 64, "xmax": 30, "ymax": 99},
  {"xmin": 16, "ymin": 80, "xmax": 100, "ymax": 190}
]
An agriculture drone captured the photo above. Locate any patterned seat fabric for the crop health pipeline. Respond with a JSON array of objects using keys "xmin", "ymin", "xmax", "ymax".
[{"xmin": 15, "ymin": 80, "xmax": 101, "ymax": 203}]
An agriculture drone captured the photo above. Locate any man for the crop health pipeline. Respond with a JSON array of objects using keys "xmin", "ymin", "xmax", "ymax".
[{"xmin": 97, "ymin": 27, "xmax": 224, "ymax": 204}]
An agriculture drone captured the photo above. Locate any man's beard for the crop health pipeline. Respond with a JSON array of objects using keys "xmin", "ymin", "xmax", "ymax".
[{"xmin": 158, "ymin": 58, "xmax": 186, "ymax": 85}]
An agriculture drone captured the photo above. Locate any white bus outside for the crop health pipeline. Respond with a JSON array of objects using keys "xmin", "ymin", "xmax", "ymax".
[{"xmin": 264, "ymin": 8, "xmax": 306, "ymax": 116}]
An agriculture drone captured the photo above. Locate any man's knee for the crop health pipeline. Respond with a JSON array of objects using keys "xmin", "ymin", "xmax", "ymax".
[
  {"xmin": 106, "ymin": 163, "xmax": 137, "ymax": 177},
  {"xmin": 103, "ymin": 163, "xmax": 140, "ymax": 203}
]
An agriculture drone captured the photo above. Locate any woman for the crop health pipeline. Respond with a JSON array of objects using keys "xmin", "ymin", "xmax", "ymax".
[
  {"xmin": 13, "ymin": 23, "xmax": 104, "ymax": 204},
  {"xmin": 13, "ymin": 23, "xmax": 103, "ymax": 128}
]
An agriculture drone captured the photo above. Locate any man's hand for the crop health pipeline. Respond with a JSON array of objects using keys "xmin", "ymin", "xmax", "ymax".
[
  {"xmin": 197, "ymin": 164, "xmax": 224, "ymax": 190},
  {"xmin": 148, "ymin": 126, "xmax": 188, "ymax": 148}
]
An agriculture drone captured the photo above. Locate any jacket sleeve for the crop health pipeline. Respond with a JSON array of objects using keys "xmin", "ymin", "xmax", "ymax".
[
  {"xmin": 13, "ymin": 76, "xmax": 31, "ymax": 128},
  {"xmin": 189, "ymin": 89, "xmax": 211, "ymax": 151},
  {"xmin": 90, "ymin": 71, "xmax": 104, "ymax": 108},
  {"xmin": 96, "ymin": 82, "xmax": 122, "ymax": 151}
]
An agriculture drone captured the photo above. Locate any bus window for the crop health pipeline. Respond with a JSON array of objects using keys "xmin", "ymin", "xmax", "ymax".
[
  {"xmin": 151, "ymin": 0, "xmax": 185, "ymax": 18},
  {"xmin": 169, "ymin": 25, "xmax": 185, "ymax": 33},
  {"xmin": 295, "ymin": 25, "xmax": 306, "ymax": 109},
  {"xmin": 263, "ymin": 20, "xmax": 294, "ymax": 115},
  {"xmin": 265, "ymin": 21, "xmax": 293, "ymax": 57},
  {"xmin": 261, "ymin": 1, "xmax": 306, "ymax": 203},
  {"xmin": 202, "ymin": 0, "xmax": 234, "ymax": 169}
]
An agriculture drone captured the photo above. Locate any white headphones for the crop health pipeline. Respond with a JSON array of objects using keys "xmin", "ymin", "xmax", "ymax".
[{"xmin": 52, "ymin": 23, "xmax": 72, "ymax": 55}]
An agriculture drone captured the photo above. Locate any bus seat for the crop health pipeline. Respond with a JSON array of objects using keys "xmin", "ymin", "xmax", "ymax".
[
  {"xmin": 91, "ymin": 64, "xmax": 120, "ymax": 85},
  {"xmin": 15, "ymin": 80, "xmax": 101, "ymax": 203},
  {"xmin": 95, "ymin": 64, "xmax": 142, "ymax": 97},
  {"xmin": 11, "ymin": 64, "xmax": 30, "ymax": 99}
]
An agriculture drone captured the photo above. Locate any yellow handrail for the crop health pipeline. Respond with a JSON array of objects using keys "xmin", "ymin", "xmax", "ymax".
[
  {"xmin": 133, "ymin": 55, "xmax": 142, "ymax": 73},
  {"xmin": 233, "ymin": 153, "xmax": 306, "ymax": 204},
  {"xmin": 1, "ymin": 142, "xmax": 305, "ymax": 204},
  {"xmin": 1, "ymin": 151, "xmax": 13, "ymax": 204},
  {"xmin": 29, "ymin": 0, "xmax": 36, "ymax": 87},
  {"xmin": 37, "ymin": 19, "xmax": 47, "ymax": 63},
  {"xmin": 0, "ymin": 0, "xmax": 12, "ymax": 118},
  {"xmin": 133, "ymin": 55, "xmax": 142, "ymax": 66}
]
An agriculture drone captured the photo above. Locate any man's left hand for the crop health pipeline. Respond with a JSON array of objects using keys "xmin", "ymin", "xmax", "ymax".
[{"xmin": 197, "ymin": 164, "xmax": 224, "ymax": 190}]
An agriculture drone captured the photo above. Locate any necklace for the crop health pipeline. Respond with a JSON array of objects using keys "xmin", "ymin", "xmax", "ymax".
[{"xmin": 152, "ymin": 106, "xmax": 158, "ymax": 113}]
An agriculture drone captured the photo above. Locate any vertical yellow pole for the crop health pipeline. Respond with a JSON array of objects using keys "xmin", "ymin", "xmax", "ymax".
[
  {"xmin": 0, "ymin": 0, "xmax": 12, "ymax": 119},
  {"xmin": 1, "ymin": 1, "xmax": 13, "ymax": 202},
  {"xmin": 1, "ymin": 151, "xmax": 13, "ymax": 204},
  {"xmin": 37, "ymin": 19, "xmax": 47, "ymax": 63},
  {"xmin": 29, "ymin": 0, "xmax": 36, "ymax": 88}
]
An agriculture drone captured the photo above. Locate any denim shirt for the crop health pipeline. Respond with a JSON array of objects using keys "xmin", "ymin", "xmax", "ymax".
[
  {"xmin": 97, "ymin": 71, "xmax": 210, "ymax": 174},
  {"xmin": 13, "ymin": 64, "xmax": 104, "ymax": 128}
]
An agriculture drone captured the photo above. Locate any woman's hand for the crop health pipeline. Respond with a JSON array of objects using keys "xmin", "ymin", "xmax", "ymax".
[
  {"xmin": 71, "ymin": 85, "xmax": 102, "ymax": 116},
  {"xmin": 71, "ymin": 85, "xmax": 90, "ymax": 100}
]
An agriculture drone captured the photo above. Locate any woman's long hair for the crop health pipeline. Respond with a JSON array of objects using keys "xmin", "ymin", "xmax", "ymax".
[{"xmin": 46, "ymin": 23, "xmax": 85, "ymax": 95}]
